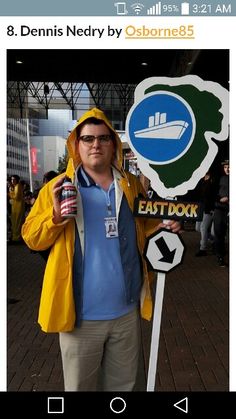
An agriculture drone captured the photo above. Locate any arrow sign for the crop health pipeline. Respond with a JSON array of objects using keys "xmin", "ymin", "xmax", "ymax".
[
  {"xmin": 155, "ymin": 236, "xmax": 176, "ymax": 263},
  {"xmin": 144, "ymin": 228, "xmax": 185, "ymax": 273},
  {"xmin": 146, "ymin": 229, "xmax": 185, "ymax": 391},
  {"xmin": 174, "ymin": 397, "xmax": 189, "ymax": 414}
]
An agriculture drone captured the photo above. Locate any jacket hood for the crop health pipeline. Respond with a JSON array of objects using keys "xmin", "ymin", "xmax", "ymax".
[{"xmin": 66, "ymin": 108, "xmax": 123, "ymax": 174}]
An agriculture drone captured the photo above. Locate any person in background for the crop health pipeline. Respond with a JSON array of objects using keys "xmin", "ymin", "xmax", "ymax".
[
  {"xmin": 22, "ymin": 108, "xmax": 180, "ymax": 392},
  {"xmin": 213, "ymin": 160, "xmax": 229, "ymax": 267},
  {"xmin": 43, "ymin": 170, "xmax": 58, "ymax": 184},
  {"xmin": 24, "ymin": 191, "xmax": 36, "ymax": 217},
  {"xmin": 195, "ymin": 171, "xmax": 216, "ymax": 256},
  {"xmin": 8, "ymin": 174, "xmax": 25, "ymax": 242},
  {"xmin": 147, "ymin": 180, "xmax": 159, "ymax": 200}
]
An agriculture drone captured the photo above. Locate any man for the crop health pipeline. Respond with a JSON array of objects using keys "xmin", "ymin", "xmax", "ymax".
[
  {"xmin": 22, "ymin": 108, "xmax": 180, "ymax": 391},
  {"xmin": 195, "ymin": 171, "xmax": 216, "ymax": 256},
  {"xmin": 213, "ymin": 160, "xmax": 229, "ymax": 267}
]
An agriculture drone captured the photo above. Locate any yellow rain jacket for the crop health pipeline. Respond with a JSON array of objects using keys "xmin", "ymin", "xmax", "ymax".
[{"xmin": 22, "ymin": 108, "xmax": 161, "ymax": 332}]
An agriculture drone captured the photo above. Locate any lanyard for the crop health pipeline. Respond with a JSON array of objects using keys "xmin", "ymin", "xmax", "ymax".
[{"xmin": 101, "ymin": 182, "xmax": 114, "ymax": 217}]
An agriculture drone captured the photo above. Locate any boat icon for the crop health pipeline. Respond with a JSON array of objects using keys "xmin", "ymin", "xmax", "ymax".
[{"xmin": 134, "ymin": 112, "xmax": 189, "ymax": 140}]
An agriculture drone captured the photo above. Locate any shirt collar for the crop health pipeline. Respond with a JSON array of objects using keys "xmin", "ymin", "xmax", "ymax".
[
  {"xmin": 77, "ymin": 166, "xmax": 96, "ymax": 187},
  {"xmin": 77, "ymin": 165, "xmax": 119, "ymax": 189}
]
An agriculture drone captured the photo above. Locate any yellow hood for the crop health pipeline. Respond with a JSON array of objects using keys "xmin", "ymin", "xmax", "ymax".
[{"xmin": 66, "ymin": 108, "xmax": 123, "ymax": 174}]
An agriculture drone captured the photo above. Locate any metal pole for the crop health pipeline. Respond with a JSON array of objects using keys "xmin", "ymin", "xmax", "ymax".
[{"xmin": 26, "ymin": 119, "xmax": 33, "ymax": 192}]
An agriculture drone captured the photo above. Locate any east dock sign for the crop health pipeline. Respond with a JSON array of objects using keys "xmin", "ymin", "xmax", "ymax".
[{"xmin": 134, "ymin": 198, "xmax": 203, "ymax": 221}]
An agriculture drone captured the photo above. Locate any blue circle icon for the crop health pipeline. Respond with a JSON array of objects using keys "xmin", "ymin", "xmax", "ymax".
[{"xmin": 127, "ymin": 91, "xmax": 196, "ymax": 164}]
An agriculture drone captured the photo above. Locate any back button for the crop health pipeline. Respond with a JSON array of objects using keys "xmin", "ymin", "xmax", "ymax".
[{"xmin": 173, "ymin": 397, "xmax": 188, "ymax": 413}]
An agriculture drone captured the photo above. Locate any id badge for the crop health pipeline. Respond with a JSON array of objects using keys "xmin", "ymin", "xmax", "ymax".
[{"xmin": 104, "ymin": 217, "xmax": 118, "ymax": 238}]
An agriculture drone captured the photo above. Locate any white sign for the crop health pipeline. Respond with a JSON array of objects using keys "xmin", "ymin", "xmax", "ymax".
[{"xmin": 144, "ymin": 228, "xmax": 185, "ymax": 272}]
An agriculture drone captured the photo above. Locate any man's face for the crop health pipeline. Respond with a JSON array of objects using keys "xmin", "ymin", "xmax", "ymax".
[
  {"xmin": 77, "ymin": 123, "xmax": 115, "ymax": 172},
  {"xmin": 11, "ymin": 177, "xmax": 17, "ymax": 185},
  {"xmin": 223, "ymin": 164, "xmax": 229, "ymax": 175}
]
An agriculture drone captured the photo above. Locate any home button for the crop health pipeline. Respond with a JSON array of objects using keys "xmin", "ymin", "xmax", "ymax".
[{"xmin": 110, "ymin": 397, "xmax": 126, "ymax": 414}]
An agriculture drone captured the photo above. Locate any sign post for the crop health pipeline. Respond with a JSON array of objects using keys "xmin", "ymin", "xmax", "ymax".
[
  {"xmin": 125, "ymin": 75, "xmax": 229, "ymax": 391},
  {"xmin": 144, "ymin": 228, "xmax": 185, "ymax": 391},
  {"xmin": 147, "ymin": 271, "xmax": 165, "ymax": 391}
]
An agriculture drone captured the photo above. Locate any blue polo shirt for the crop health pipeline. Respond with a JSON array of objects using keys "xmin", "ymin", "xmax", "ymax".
[{"xmin": 75, "ymin": 167, "xmax": 139, "ymax": 321}]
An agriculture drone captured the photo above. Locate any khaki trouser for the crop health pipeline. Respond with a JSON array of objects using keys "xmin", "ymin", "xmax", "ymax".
[{"xmin": 59, "ymin": 308, "xmax": 140, "ymax": 391}]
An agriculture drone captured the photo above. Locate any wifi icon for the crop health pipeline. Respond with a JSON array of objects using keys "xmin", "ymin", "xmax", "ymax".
[{"xmin": 131, "ymin": 3, "xmax": 145, "ymax": 14}]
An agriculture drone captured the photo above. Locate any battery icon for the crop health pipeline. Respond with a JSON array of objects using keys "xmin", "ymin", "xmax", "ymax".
[{"xmin": 181, "ymin": 2, "xmax": 190, "ymax": 15}]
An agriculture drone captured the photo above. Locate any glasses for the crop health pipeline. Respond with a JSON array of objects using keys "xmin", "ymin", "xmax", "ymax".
[{"xmin": 79, "ymin": 134, "xmax": 113, "ymax": 145}]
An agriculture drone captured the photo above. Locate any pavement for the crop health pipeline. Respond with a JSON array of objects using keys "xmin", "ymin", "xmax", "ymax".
[{"xmin": 7, "ymin": 228, "xmax": 229, "ymax": 392}]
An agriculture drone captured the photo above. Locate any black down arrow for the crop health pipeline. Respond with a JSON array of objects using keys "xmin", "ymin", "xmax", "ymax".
[{"xmin": 155, "ymin": 236, "xmax": 176, "ymax": 263}]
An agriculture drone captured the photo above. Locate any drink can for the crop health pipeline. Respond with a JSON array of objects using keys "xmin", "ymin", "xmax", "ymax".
[{"xmin": 60, "ymin": 176, "xmax": 77, "ymax": 218}]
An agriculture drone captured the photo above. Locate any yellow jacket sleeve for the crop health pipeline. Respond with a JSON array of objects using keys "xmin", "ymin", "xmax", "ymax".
[{"xmin": 21, "ymin": 179, "xmax": 68, "ymax": 251}]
